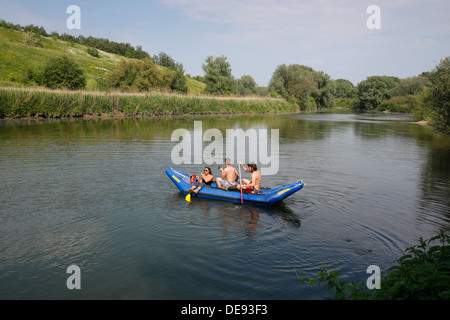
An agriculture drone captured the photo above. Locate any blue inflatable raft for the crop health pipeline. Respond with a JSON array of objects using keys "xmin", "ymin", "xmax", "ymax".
[{"xmin": 166, "ymin": 167, "xmax": 304, "ymax": 207}]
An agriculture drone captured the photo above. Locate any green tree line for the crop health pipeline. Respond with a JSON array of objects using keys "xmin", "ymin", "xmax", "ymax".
[{"xmin": 330, "ymin": 57, "xmax": 450, "ymax": 135}]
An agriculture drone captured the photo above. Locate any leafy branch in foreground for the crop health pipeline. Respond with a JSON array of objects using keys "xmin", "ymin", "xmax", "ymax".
[{"xmin": 293, "ymin": 231, "xmax": 450, "ymax": 300}]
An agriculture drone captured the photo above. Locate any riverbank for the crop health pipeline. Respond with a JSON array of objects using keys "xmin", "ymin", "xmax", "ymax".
[{"xmin": 0, "ymin": 87, "xmax": 298, "ymax": 119}]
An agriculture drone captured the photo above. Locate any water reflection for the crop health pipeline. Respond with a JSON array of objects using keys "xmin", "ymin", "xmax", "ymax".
[
  {"xmin": 176, "ymin": 194, "xmax": 301, "ymax": 239},
  {"xmin": 417, "ymin": 135, "xmax": 450, "ymax": 230}
]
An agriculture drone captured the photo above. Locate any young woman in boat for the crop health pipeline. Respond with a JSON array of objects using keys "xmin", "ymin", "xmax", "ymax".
[
  {"xmin": 237, "ymin": 161, "xmax": 261, "ymax": 194},
  {"xmin": 189, "ymin": 167, "xmax": 214, "ymax": 194}
]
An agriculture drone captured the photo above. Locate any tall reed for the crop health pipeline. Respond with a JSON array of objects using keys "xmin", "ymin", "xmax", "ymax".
[{"xmin": 0, "ymin": 87, "xmax": 299, "ymax": 118}]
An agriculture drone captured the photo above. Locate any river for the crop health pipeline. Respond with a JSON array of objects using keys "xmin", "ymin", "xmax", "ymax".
[{"xmin": 0, "ymin": 111, "xmax": 449, "ymax": 299}]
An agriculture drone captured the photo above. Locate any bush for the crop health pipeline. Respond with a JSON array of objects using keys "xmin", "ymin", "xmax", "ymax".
[
  {"xmin": 105, "ymin": 58, "xmax": 173, "ymax": 92},
  {"xmin": 171, "ymin": 65, "xmax": 188, "ymax": 93},
  {"xmin": 86, "ymin": 47, "xmax": 99, "ymax": 58},
  {"xmin": 41, "ymin": 55, "xmax": 86, "ymax": 90},
  {"xmin": 427, "ymin": 57, "xmax": 450, "ymax": 134},
  {"xmin": 294, "ymin": 231, "xmax": 450, "ymax": 300},
  {"xmin": 23, "ymin": 31, "xmax": 42, "ymax": 47},
  {"xmin": 377, "ymin": 95, "xmax": 424, "ymax": 113},
  {"xmin": 335, "ymin": 97, "xmax": 357, "ymax": 109}
]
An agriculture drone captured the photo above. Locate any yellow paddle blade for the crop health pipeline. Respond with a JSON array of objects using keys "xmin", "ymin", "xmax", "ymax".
[{"xmin": 185, "ymin": 193, "xmax": 191, "ymax": 202}]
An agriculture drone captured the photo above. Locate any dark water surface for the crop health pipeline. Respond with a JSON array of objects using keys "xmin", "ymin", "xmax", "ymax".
[{"xmin": 1, "ymin": 112, "xmax": 449, "ymax": 299}]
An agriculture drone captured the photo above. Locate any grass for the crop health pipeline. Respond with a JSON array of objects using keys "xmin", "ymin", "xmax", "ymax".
[
  {"xmin": 0, "ymin": 86, "xmax": 298, "ymax": 119},
  {"xmin": 0, "ymin": 26, "xmax": 206, "ymax": 94}
]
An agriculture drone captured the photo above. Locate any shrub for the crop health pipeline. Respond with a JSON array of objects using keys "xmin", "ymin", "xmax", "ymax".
[
  {"xmin": 86, "ymin": 47, "xmax": 99, "ymax": 58},
  {"xmin": 41, "ymin": 55, "xmax": 86, "ymax": 90},
  {"xmin": 377, "ymin": 95, "xmax": 424, "ymax": 113},
  {"xmin": 23, "ymin": 31, "xmax": 42, "ymax": 47},
  {"xmin": 105, "ymin": 58, "xmax": 173, "ymax": 92},
  {"xmin": 335, "ymin": 97, "xmax": 357, "ymax": 109}
]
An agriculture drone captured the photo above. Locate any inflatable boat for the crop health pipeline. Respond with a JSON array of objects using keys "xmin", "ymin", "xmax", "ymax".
[{"xmin": 165, "ymin": 167, "xmax": 304, "ymax": 207}]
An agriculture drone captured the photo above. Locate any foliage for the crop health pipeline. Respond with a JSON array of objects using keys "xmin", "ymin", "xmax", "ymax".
[
  {"xmin": 0, "ymin": 88, "xmax": 298, "ymax": 119},
  {"xmin": 268, "ymin": 64, "xmax": 317, "ymax": 109},
  {"xmin": 42, "ymin": 55, "xmax": 86, "ymax": 90},
  {"xmin": 202, "ymin": 56, "xmax": 237, "ymax": 95},
  {"xmin": 335, "ymin": 97, "xmax": 358, "ymax": 109},
  {"xmin": 335, "ymin": 79, "xmax": 357, "ymax": 99},
  {"xmin": 294, "ymin": 231, "xmax": 450, "ymax": 300},
  {"xmin": 356, "ymin": 76, "xmax": 400, "ymax": 110},
  {"xmin": 237, "ymin": 75, "xmax": 257, "ymax": 96},
  {"xmin": 1, "ymin": 19, "xmax": 150, "ymax": 60},
  {"xmin": 255, "ymin": 86, "xmax": 270, "ymax": 97},
  {"xmin": 378, "ymin": 95, "xmax": 424, "ymax": 113},
  {"xmin": 268, "ymin": 64, "xmax": 336, "ymax": 109},
  {"xmin": 153, "ymin": 53, "xmax": 189, "ymax": 93},
  {"xmin": 153, "ymin": 52, "xmax": 178, "ymax": 70},
  {"xmin": 390, "ymin": 76, "xmax": 431, "ymax": 97},
  {"xmin": 426, "ymin": 56, "xmax": 450, "ymax": 135},
  {"xmin": 312, "ymin": 71, "xmax": 336, "ymax": 108},
  {"xmin": 86, "ymin": 47, "xmax": 99, "ymax": 58},
  {"xmin": 23, "ymin": 31, "xmax": 42, "ymax": 47},
  {"xmin": 105, "ymin": 58, "xmax": 173, "ymax": 92},
  {"xmin": 171, "ymin": 63, "xmax": 188, "ymax": 93}
]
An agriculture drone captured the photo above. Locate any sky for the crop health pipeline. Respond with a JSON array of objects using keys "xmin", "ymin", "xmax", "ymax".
[{"xmin": 1, "ymin": 0, "xmax": 449, "ymax": 86}]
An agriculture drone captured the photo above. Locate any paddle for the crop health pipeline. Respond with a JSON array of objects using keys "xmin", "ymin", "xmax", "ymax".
[{"xmin": 239, "ymin": 162, "xmax": 243, "ymax": 204}]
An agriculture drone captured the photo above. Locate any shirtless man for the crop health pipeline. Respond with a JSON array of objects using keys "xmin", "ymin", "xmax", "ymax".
[
  {"xmin": 237, "ymin": 161, "xmax": 261, "ymax": 194},
  {"xmin": 216, "ymin": 158, "xmax": 239, "ymax": 189}
]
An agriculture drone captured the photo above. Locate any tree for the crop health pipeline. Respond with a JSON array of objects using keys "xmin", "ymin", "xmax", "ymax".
[
  {"xmin": 335, "ymin": 79, "xmax": 357, "ymax": 99},
  {"xmin": 427, "ymin": 56, "xmax": 450, "ymax": 134},
  {"xmin": 312, "ymin": 71, "xmax": 336, "ymax": 108},
  {"xmin": 105, "ymin": 58, "xmax": 173, "ymax": 92},
  {"xmin": 391, "ymin": 76, "xmax": 431, "ymax": 97},
  {"xmin": 202, "ymin": 56, "xmax": 237, "ymax": 95},
  {"xmin": 154, "ymin": 52, "xmax": 177, "ymax": 70},
  {"xmin": 42, "ymin": 55, "xmax": 86, "ymax": 90},
  {"xmin": 171, "ymin": 63, "xmax": 188, "ymax": 94},
  {"xmin": 356, "ymin": 76, "xmax": 400, "ymax": 110},
  {"xmin": 236, "ymin": 75, "xmax": 257, "ymax": 96},
  {"xmin": 268, "ymin": 64, "xmax": 316, "ymax": 108}
]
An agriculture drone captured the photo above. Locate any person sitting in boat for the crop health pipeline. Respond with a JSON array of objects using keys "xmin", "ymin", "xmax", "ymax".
[
  {"xmin": 237, "ymin": 161, "xmax": 261, "ymax": 194},
  {"xmin": 189, "ymin": 167, "xmax": 214, "ymax": 194},
  {"xmin": 216, "ymin": 158, "xmax": 240, "ymax": 190}
]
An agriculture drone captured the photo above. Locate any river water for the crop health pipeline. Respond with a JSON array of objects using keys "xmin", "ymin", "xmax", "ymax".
[{"xmin": 0, "ymin": 111, "xmax": 449, "ymax": 299}]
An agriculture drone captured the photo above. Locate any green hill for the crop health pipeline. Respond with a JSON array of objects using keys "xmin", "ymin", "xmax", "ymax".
[{"xmin": 0, "ymin": 26, "xmax": 205, "ymax": 94}]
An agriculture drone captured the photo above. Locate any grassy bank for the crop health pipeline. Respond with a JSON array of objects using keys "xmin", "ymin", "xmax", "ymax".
[
  {"xmin": 0, "ymin": 87, "xmax": 299, "ymax": 119},
  {"xmin": 0, "ymin": 26, "xmax": 206, "ymax": 95}
]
